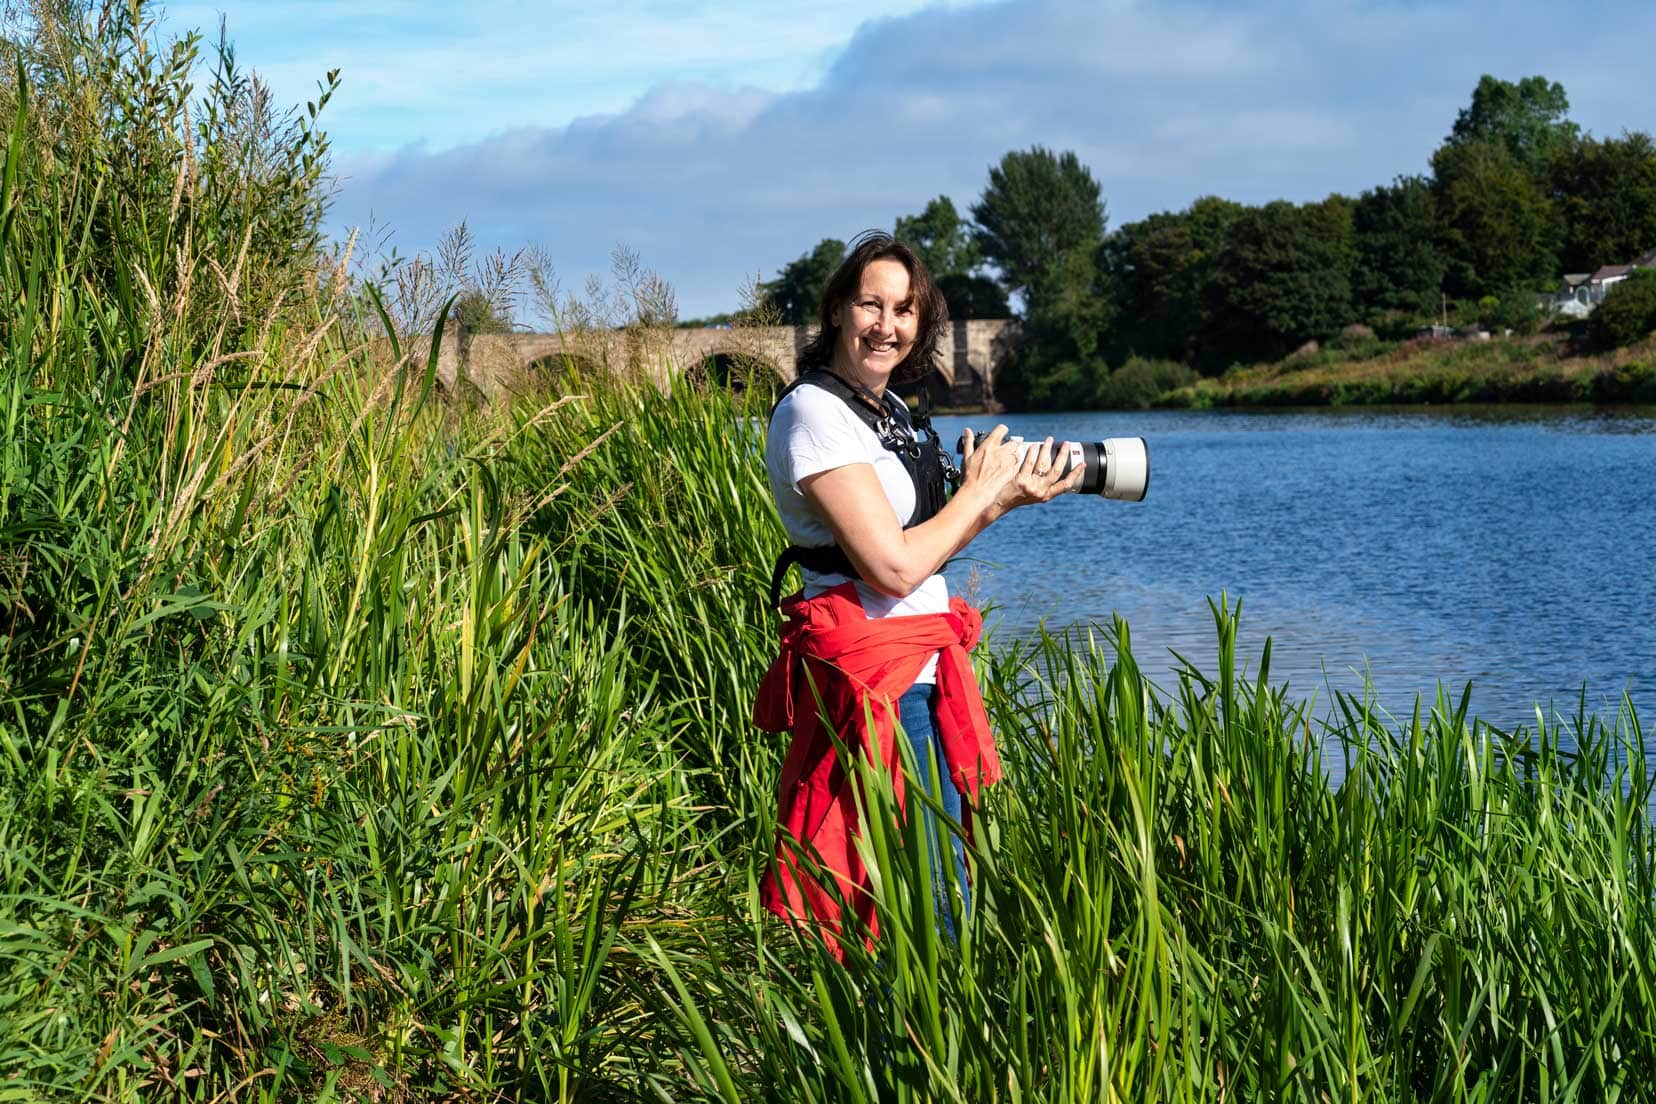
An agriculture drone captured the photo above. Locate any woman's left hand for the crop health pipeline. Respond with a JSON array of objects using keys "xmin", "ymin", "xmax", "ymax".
[{"xmin": 994, "ymin": 437, "xmax": 1085, "ymax": 514}]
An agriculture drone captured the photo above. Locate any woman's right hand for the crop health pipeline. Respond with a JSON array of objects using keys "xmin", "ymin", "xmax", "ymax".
[{"xmin": 958, "ymin": 425, "xmax": 1025, "ymax": 505}]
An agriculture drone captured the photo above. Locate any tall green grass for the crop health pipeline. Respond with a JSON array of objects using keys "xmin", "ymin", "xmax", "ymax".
[
  {"xmin": 5, "ymin": 8, "xmax": 1656, "ymax": 1100},
  {"xmin": 653, "ymin": 612, "xmax": 1655, "ymax": 1102}
]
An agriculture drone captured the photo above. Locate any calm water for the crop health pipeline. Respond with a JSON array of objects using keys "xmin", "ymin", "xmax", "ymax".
[{"xmin": 930, "ymin": 405, "xmax": 1656, "ymax": 735}]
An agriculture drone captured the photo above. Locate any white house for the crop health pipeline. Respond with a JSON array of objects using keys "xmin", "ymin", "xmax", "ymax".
[{"xmin": 1545, "ymin": 247, "xmax": 1656, "ymax": 315}]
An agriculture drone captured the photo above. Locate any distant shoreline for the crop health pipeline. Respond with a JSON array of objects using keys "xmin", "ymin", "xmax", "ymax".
[{"xmin": 959, "ymin": 329, "xmax": 1656, "ymax": 412}]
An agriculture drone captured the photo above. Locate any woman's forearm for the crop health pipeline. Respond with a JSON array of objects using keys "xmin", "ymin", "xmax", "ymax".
[
  {"xmin": 798, "ymin": 431, "xmax": 1073, "ymax": 600},
  {"xmin": 800, "ymin": 465, "xmax": 1003, "ymax": 599},
  {"xmin": 862, "ymin": 483, "xmax": 1002, "ymax": 597}
]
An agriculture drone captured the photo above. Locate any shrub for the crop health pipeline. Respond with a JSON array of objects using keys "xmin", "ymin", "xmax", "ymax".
[
  {"xmin": 1095, "ymin": 355, "xmax": 1197, "ymax": 408},
  {"xmin": 1324, "ymin": 326, "xmax": 1387, "ymax": 359},
  {"xmin": 1588, "ymin": 269, "xmax": 1656, "ymax": 350},
  {"xmin": 1366, "ymin": 309, "xmax": 1430, "ymax": 341},
  {"xmin": 2, "ymin": 1, "xmax": 337, "ymax": 348},
  {"xmin": 1478, "ymin": 286, "xmax": 1544, "ymax": 335}
]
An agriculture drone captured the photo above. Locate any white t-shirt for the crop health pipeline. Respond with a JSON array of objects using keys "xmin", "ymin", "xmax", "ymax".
[{"xmin": 766, "ymin": 380, "xmax": 950, "ymax": 683}]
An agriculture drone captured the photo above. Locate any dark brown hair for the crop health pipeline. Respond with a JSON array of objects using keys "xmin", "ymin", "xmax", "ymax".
[{"xmin": 796, "ymin": 230, "xmax": 949, "ymax": 386}]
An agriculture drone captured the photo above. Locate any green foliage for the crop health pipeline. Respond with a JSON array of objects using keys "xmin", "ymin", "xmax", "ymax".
[
  {"xmin": 1574, "ymin": 357, "xmax": 1656, "ymax": 401},
  {"xmin": 1588, "ymin": 268, "xmax": 1656, "ymax": 349},
  {"xmin": 935, "ymin": 271, "xmax": 1008, "ymax": 318},
  {"xmin": 763, "ymin": 237, "xmax": 845, "ymax": 324},
  {"xmin": 970, "ymin": 145, "xmax": 1106, "ymax": 302},
  {"xmin": 993, "ymin": 243, "xmax": 1112, "ymax": 410},
  {"xmin": 451, "ymin": 287, "xmax": 514, "ymax": 334},
  {"xmin": 1353, "ymin": 175, "xmax": 1447, "ymax": 317},
  {"xmin": 1476, "ymin": 285, "xmax": 1544, "ymax": 334},
  {"xmin": 894, "ymin": 196, "xmax": 1007, "ymax": 318},
  {"xmin": 971, "ymin": 147, "xmax": 1111, "ymax": 409},
  {"xmin": 658, "ymin": 608, "xmax": 1656, "ymax": 1101},
  {"xmin": 8, "ymin": 15, "xmax": 1656, "ymax": 1097},
  {"xmin": 1093, "ymin": 355, "xmax": 1196, "ymax": 409},
  {"xmin": 1201, "ymin": 197, "xmax": 1357, "ymax": 366},
  {"xmin": 1103, "ymin": 196, "xmax": 1244, "ymax": 364},
  {"xmin": 894, "ymin": 195, "xmax": 980, "ymax": 280},
  {"xmin": 1448, "ymin": 73, "xmax": 1580, "ymax": 178},
  {"xmin": 1551, "ymin": 130, "xmax": 1656, "ymax": 273},
  {"xmin": 1432, "ymin": 138, "xmax": 1562, "ymax": 298},
  {"xmin": 1, "ymin": 0, "xmax": 336, "ymax": 342}
]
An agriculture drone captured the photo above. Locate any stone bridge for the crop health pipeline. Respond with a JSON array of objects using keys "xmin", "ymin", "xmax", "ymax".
[{"xmin": 432, "ymin": 319, "xmax": 1016, "ymax": 408}]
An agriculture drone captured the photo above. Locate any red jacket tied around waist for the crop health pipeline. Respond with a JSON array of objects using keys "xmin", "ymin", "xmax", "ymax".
[{"xmin": 754, "ymin": 581, "xmax": 1002, "ymax": 947}]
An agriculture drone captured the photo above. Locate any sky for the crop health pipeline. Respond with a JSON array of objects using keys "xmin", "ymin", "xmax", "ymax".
[{"xmin": 159, "ymin": 0, "xmax": 1656, "ymax": 319}]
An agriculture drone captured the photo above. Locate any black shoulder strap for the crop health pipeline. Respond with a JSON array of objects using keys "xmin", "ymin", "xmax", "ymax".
[
  {"xmin": 772, "ymin": 368, "xmax": 897, "ymax": 435},
  {"xmin": 764, "ymin": 370, "xmax": 948, "ymax": 607}
]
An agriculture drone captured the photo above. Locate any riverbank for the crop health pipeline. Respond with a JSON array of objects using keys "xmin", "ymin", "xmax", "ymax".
[{"xmin": 1160, "ymin": 328, "xmax": 1656, "ymax": 407}]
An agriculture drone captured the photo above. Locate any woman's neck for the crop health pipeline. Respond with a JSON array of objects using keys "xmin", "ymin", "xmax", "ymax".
[{"xmin": 829, "ymin": 358, "xmax": 888, "ymax": 398}]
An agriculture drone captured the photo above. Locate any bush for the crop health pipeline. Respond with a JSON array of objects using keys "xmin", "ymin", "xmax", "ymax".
[
  {"xmin": 1478, "ymin": 287, "xmax": 1544, "ymax": 335},
  {"xmin": 1326, "ymin": 325, "xmax": 1386, "ymax": 359},
  {"xmin": 1574, "ymin": 359, "xmax": 1656, "ymax": 402},
  {"xmin": 1589, "ymin": 269, "xmax": 1656, "ymax": 350},
  {"xmin": 1366, "ymin": 309, "xmax": 1431, "ymax": 341},
  {"xmin": 2, "ymin": 1, "xmax": 337, "ymax": 346},
  {"xmin": 1095, "ymin": 355, "xmax": 1197, "ymax": 408}
]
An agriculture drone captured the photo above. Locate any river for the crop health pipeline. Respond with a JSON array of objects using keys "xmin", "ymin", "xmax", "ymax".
[{"xmin": 930, "ymin": 404, "xmax": 1656, "ymax": 738}]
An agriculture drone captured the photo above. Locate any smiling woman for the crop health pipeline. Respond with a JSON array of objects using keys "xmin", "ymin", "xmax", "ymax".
[{"xmin": 754, "ymin": 231, "xmax": 1083, "ymax": 952}]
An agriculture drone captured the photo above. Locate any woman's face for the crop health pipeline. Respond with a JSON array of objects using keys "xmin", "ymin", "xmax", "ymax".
[{"xmin": 830, "ymin": 258, "xmax": 918, "ymax": 387}]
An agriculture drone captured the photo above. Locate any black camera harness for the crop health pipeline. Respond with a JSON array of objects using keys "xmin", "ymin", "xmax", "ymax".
[{"xmin": 767, "ymin": 369, "xmax": 961, "ymax": 608}]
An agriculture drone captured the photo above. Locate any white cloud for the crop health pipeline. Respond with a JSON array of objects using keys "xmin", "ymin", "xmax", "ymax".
[
  {"xmin": 320, "ymin": 0, "xmax": 1656, "ymax": 317},
  {"xmin": 162, "ymin": 0, "xmax": 992, "ymax": 150}
]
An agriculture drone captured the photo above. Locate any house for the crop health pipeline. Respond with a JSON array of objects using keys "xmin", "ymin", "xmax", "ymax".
[
  {"xmin": 1543, "ymin": 248, "xmax": 1655, "ymax": 316},
  {"xmin": 1589, "ymin": 263, "xmax": 1636, "ymax": 300}
]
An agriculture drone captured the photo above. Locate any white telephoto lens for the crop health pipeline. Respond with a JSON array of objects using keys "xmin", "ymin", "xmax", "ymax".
[{"xmin": 1101, "ymin": 437, "xmax": 1150, "ymax": 501}]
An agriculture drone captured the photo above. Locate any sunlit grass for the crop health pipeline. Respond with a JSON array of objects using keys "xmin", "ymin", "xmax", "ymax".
[{"xmin": 1165, "ymin": 330, "xmax": 1656, "ymax": 407}]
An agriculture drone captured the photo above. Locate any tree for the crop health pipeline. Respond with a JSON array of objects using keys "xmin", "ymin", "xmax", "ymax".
[
  {"xmin": 763, "ymin": 238, "xmax": 845, "ymax": 324},
  {"xmin": 1432, "ymin": 139, "xmax": 1561, "ymax": 297},
  {"xmin": 1201, "ymin": 198, "xmax": 1356, "ymax": 366},
  {"xmin": 1102, "ymin": 196, "xmax": 1243, "ymax": 363},
  {"xmin": 895, "ymin": 196, "xmax": 1007, "ymax": 317},
  {"xmin": 969, "ymin": 147, "xmax": 1112, "ymax": 409},
  {"xmin": 1588, "ymin": 268, "xmax": 1656, "ymax": 350},
  {"xmin": 895, "ymin": 196, "xmax": 980, "ymax": 279},
  {"xmin": 1351, "ymin": 175, "xmax": 1447, "ymax": 317},
  {"xmin": 935, "ymin": 273, "xmax": 1009, "ymax": 318},
  {"xmin": 451, "ymin": 288, "xmax": 514, "ymax": 334},
  {"xmin": 1551, "ymin": 132, "xmax": 1656, "ymax": 273},
  {"xmin": 1448, "ymin": 74, "xmax": 1579, "ymax": 179},
  {"xmin": 995, "ymin": 244, "xmax": 1113, "ymax": 410},
  {"xmin": 971, "ymin": 146, "xmax": 1107, "ymax": 302}
]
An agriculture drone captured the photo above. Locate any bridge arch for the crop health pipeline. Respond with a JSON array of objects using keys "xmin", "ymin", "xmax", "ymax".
[
  {"xmin": 684, "ymin": 348, "xmax": 783, "ymax": 397},
  {"xmin": 433, "ymin": 320, "xmax": 1016, "ymax": 409},
  {"xmin": 526, "ymin": 351, "xmax": 603, "ymax": 390}
]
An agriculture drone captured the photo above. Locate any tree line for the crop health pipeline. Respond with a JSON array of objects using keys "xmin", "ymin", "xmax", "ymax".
[{"xmin": 746, "ymin": 75, "xmax": 1656, "ymax": 409}]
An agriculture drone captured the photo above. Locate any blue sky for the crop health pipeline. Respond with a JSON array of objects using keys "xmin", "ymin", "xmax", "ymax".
[{"xmin": 162, "ymin": 0, "xmax": 1656, "ymax": 317}]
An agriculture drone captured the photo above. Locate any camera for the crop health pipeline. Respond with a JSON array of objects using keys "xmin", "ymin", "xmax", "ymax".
[{"xmin": 957, "ymin": 431, "xmax": 1150, "ymax": 501}]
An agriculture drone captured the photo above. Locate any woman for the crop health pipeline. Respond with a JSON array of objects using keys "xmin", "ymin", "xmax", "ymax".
[{"xmin": 754, "ymin": 231, "xmax": 1080, "ymax": 949}]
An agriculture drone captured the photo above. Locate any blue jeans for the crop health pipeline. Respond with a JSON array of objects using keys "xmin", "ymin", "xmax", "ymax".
[{"xmin": 896, "ymin": 682, "xmax": 971, "ymax": 939}]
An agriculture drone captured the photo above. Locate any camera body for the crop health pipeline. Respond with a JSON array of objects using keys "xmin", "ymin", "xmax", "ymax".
[{"xmin": 957, "ymin": 432, "xmax": 1150, "ymax": 501}]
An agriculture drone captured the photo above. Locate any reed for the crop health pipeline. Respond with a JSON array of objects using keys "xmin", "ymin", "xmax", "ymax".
[{"xmin": 4, "ymin": 9, "xmax": 1655, "ymax": 1100}]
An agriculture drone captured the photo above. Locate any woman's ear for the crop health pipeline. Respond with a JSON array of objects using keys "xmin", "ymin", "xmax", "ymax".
[{"xmin": 828, "ymin": 300, "xmax": 842, "ymax": 330}]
